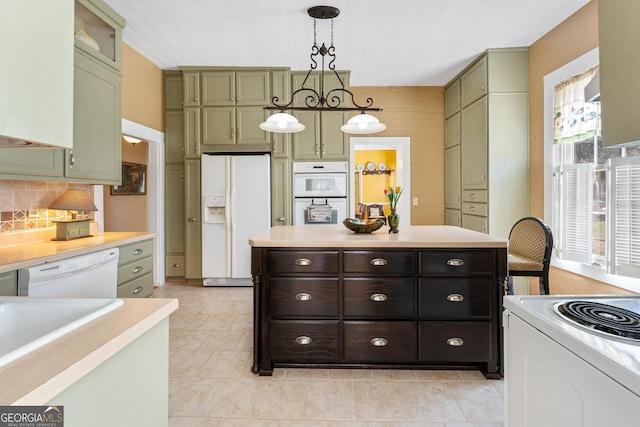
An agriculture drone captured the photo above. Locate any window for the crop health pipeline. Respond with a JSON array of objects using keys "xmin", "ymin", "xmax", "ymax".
[{"xmin": 545, "ymin": 49, "xmax": 640, "ymax": 292}]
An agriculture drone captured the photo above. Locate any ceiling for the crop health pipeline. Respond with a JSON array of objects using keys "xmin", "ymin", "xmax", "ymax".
[{"xmin": 103, "ymin": 0, "xmax": 590, "ymax": 86}]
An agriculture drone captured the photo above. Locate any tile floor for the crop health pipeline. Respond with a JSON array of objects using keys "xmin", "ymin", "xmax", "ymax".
[{"xmin": 154, "ymin": 281, "xmax": 505, "ymax": 427}]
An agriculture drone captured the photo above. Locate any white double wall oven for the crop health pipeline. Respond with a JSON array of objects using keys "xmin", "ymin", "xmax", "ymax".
[{"xmin": 293, "ymin": 162, "xmax": 348, "ymax": 225}]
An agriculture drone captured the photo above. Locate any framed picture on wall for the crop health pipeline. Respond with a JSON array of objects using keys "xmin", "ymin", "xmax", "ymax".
[{"xmin": 111, "ymin": 162, "xmax": 147, "ymax": 195}]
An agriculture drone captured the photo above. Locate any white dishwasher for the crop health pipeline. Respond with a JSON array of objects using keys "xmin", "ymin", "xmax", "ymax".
[{"xmin": 18, "ymin": 248, "xmax": 119, "ymax": 297}]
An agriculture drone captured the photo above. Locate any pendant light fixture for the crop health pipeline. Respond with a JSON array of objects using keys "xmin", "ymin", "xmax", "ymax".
[{"xmin": 260, "ymin": 5, "xmax": 385, "ymax": 135}]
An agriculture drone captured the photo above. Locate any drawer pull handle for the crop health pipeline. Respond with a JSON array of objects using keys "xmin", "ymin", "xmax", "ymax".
[
  {"xmin": 132, "ymin": 266, "xmax": 143, "ymax": 274},
  {"xmin": 370, "ymin": 258, "xmax": 388, "ymax": 266},
  {"xmin": 447, "ymin": 293, "xmax": 464, "ymax": 302},
  {"xmin": 370, "ymin": 337, "xmax": 388, "ymax": 347},
  {"xmin": 133, "ymin": 248, "xmax": 144, "ymax": 255},
  {"xmin": 469, "ymin": 206, "xmax": 476, "ymax": 212},
  {"xmin": 370, "ymin": 293, "xmax": 388, "ymax": 302},
  {"xmin": 133, "ymin": 286, "xmax": 143, "ymax": 295},
  {"xmin": 295, "ymin": 258, "xmax": 311, "ymax": 266},
  {"xmin": 295, "ymin": 292, "xmax": 312, "ymax": 301},
  {"xmin": 446, "ymin": 258, "xmax": 464, "ymax": 267},
  {"xmin": 173, "ymin": 263, "xmax": 181, "ymax": 268},
  {"xmin": 469, "ymin": 193, "xmax": 476, "ymax": 198},
  {"xmin": 447, "ymin": 337, "xmax": 464, "ymax": 347},
  {"xmin": 295, "ymin": 336, "xmax": 312, "ymax": 345}
]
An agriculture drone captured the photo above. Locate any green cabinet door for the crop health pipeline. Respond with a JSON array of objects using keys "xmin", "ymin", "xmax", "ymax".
[
  {"xmin": 237, "ymin": 106, "xmax": 269, "ymax": 145},
  {"xmin": 182, "ymin": 71, "xmax": 200, "ymax": 107},
  {"xmin": 65, "ymin": 50, "xmax": 121, "ymax": 183},
  {"xmin": 445, "ymin": 145, "xmax": 461, "ymax": 209},
  {"xmin": 184, "ymin": 159, "xmax": 201, "ymax": 280},
  {"xmin": 461, "ymin": 96, "xmax": 488, "ymax": 190},
  {"xmin": 165, "ymin": 110, "xmax": 184, "ymax": 163},
  {"xmin": 236, "ymin": 71, "xmax": 271, "ymax": 105},
  {"xmin": 320, "ymin": 111, "xmax": 348, "ymax": 159},
  {"xmin": 0, "ymin": 271, "xmax": 17, "ymax": 296},
  {"xmin": 0, "ymin": 149, "xmax": 63, "ymax": 178},
  {"xmin": 165, "ymin": 163, "xmax": 185, "ymax": 277},
  {"xmin": 201, "ymin": 71, "xmax": 235, "ymax": 106},
  {"xmin": 183, "ymin": 107, "xmax": 200, "ymax": 158},
  {"xmin": 271, "ymin": 157, "xmax": 292, "ymax": 226},
  {"xmin": 292, "ymin": 110, "xmax": 321, "ymax": 160},
  {"xmin": 202, "ymin": 106, "xmax": 235, "ymax": 147},
  {"xmin": 164, "ymin": 71, "xmax": 183, "ymax": 110}
]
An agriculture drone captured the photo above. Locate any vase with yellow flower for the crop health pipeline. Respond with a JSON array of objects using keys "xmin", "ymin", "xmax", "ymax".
[{"xmin": 384, "ymin": 186, "xmax": 403, "ymax": 233}]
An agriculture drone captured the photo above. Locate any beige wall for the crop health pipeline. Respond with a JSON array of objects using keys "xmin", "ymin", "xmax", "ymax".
[
  {"xmin": 528, "ymin": 0, "xmax": 630, "ymax": 294},
  {"xmin": 350, "ymin": 86, "xmax": 445, "ymax": 225},
  {"xmin": 103, "ymin": 141, "xmax": 149, "ymax": 232},
  {"xmin": 121, "ymin": 44, "xmax": 163, "ymax": 132}
]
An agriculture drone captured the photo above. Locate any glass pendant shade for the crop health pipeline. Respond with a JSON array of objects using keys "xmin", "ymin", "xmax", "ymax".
[
  {"xmin": 340, "ymin": 113, "xmax": 387, "ymax": 134},
  {"xmin": 259, "ymin": 112, "xmax": 305, "ymax": 133}
]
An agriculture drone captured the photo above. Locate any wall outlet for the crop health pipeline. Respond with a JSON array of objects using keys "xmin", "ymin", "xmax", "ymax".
[{"xmin": 412, "ymin": 197, "xmax": 419, "ymax": 206}]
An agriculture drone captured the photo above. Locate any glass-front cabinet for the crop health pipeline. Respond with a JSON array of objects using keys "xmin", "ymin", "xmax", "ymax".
[{"xmin": 74, "ymin": 0, "xmax": 123, "ymax": 71}]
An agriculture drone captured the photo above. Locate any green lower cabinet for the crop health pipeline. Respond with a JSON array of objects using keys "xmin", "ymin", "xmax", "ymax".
[
  {"xmin": 117, "ymin": 239, "xmax": 154, "ymax": 298},
  {"xmin": 47, "ymin": 318, "xmax": 169, "ymax": 427},
  {"xmin": 0, "ymin": 270, "xmax": 17, "ymax": 296}
]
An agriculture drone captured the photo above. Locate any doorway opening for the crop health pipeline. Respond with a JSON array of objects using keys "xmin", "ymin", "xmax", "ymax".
[{"xmin": 348, "ymin": 137, "xmax": 411, "ymax": 224}]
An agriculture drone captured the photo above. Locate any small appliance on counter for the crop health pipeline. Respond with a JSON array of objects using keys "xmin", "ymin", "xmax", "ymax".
[
  {"xmin": 201, "ymin": 153, "xmax": 271, "ymax": 287},
  {"xmin": 503, "ymin": 294, "xmax": 640, "ymax": 426}
]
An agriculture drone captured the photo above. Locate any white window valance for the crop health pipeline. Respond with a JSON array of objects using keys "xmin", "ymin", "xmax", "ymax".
[{"xmin": 553, "ymin": 66, "xmax": 600, "ymax": 144}]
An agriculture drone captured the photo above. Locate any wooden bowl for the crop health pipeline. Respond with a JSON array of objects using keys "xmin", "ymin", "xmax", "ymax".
[{"xmin": 342, "ymin": 218, "xmax": 385, "ymax": 233}]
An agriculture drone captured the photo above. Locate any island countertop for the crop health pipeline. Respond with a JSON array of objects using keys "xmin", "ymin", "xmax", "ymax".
[{"xmin": 249, "ymin": 225, "xmax": 507, "ymax": 248}]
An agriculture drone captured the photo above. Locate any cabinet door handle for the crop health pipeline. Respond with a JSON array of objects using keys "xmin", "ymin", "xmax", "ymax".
[
  {"xmin": 295, "ymin": 258, "xmax": 311, "ymax": 266},
  {"xmin": 469, "ymin": 193, "xmax": 476, "ymax": 199},
  {"xmin": 295, "ymin": 336, "xmax": 312, "ymax": 345},
  {"xmin": 447, "ymin": 293, "xmax": 464, "ymax": 302},
  {"xmin": 132, "ymin": 286, "xmax": 143, "ymax": 295},
  {"xmin": 277, "ymin": 216, "xmax": 285, "ymax": 221},
  {"xmin": 188, "ymin": 217, "xmax": 197, "ymax": 222},
  {"xmin": 482, "ymin": 172, "xmax": 486, "ymax": 183},
  {"xmin": 295, "ymin": 292, "xmax": 312, "ymax": 301},
  {"xmin": 370, "ymin": 337, "xmax": 388, "ymax": 347},
  {"xmin": 370, "ymin": 293, "xmax": 388, "ymax": 302},
  {"xmin": 69, "ymin": 152, "xmax": 75, "ymax": 167},
  {"xmin": 469, "ymin": 206, "xmax": 476, "ymax": 212},
  {"xmin": 132, "ymin": 266, "xmax": 144, "ymax": 274},
  {"xmin": 370, "ymin": 258, "xmax": 388, "ymax": 266},
  {"xmin": 447, "ymin": 337, "xmax": 465, "ymax": 347},
  {"xmin": 446, "ymin": 258, "xmax": 464, "ymax": 267},
  {"xmin": 173, "ymin": 263, "xmax": 182, "ymax": 268},
  {"xmin": 133, "ymin": 248, "xmax": 144, "ymax": 255}
]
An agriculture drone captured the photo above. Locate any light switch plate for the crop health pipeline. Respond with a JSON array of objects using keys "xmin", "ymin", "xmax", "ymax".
[{"xmin": 412, "ymin": 197, "xmax": 419, "ymax": 206}]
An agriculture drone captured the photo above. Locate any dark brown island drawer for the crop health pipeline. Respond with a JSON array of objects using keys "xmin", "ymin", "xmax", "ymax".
[
  {"xmin": 269, "ymin": 320, "xmax": 339, "ymax": 361},
  {"xmin": 419, "ymin": 250, "xmax": 494, "ymax": 276},
  {"xmin": 343, "ymin": 250, "xmax": 414, "ymax": 274},
  {"xmin": 419, "ymin": 321, "xmax": 491, "ymax": 362},
  {"xmin": 343, "ymin": 278, "xmax": 415, "ymax": 318},
  {"xmin": 267, "ymin": 250, "xmax": 339, "ymax": 274},
  {"xmin": 269, "ymin": 277, "xmax": 339, "ymax": 317},
  {"xmin": 343, "ymin": 321, "xmax": 417, "ymax": 362},
  {"xmin": 419, "ymin": 278, "xmax": 492, "ymax": 319}
]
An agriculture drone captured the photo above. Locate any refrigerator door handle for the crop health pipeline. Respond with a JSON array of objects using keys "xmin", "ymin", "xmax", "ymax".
[{"xmin": 225, "ymin": 156, "xmax": 233, "ymax": 277}]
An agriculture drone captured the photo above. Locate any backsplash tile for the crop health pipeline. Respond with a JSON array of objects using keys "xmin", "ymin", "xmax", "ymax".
[{"xmin": 0, "ymin": 180, "xmax": 93, "ymax": 234}]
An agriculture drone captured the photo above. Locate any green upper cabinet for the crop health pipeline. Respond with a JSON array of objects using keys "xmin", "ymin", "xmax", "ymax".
[
  {"xmin": 164, "ymin": 71, "xmax": 184, "ymax": 110},
  {"xmin": 290, "ymin": 71, "xmax": 350, "ymax": 161},
  {"xmin": 445, "ymin": 80, "xmax": 461, "ymax": 119},
  {"xmin": 0, "ymin": 0, "xmax": 123, "ymax": 184},
  {"xmin": 269, "ymin": 70, "xmax": 291, "ymax": 158},
  {"xmin": 65, "ymin": 49, "xmax": 121, "ymax": 183},
  {"xmin": 181, "ymin": 68, "xmax": 274, "ymax": 153},
  {"xmin": 461, "ymin": 56, "xmax": 487, "ymax": 108}
]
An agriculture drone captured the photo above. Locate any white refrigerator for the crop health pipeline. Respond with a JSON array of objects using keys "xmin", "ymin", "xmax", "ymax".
[{"xmin": 201, "ymin": 153, "xmax": 271, "ymax": 286}]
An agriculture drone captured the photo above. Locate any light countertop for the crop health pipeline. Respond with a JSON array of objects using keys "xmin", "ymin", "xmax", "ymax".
[
  {"xmin": 0, "ymin": 296, "xmax": 178, "ymax": 405},
  {"xmin": 0, "ymin": 231, "xmax": 156, "ymax": 273},
  {"xmin": 249, "ymin": 225, "xmax": 507, "ymax": 248}
]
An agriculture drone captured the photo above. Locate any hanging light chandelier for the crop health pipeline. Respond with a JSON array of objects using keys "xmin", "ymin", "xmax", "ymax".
[{"xmin": 259, "ymin": 5, "xmax": 386, "ymax": 135}]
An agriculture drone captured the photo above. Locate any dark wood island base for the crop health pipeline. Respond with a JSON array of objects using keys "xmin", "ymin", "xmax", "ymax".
[{"xmin": 250, "ymin": 226, "xmax": 507, "ymax": 379}]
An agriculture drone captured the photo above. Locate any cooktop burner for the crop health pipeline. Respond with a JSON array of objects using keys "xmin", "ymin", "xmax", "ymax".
[{"xmin": 555, "ymin": 300, "xmax": 640, "ymax": 341}]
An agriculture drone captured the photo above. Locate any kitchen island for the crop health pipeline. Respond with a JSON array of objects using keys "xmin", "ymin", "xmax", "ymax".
[{"xmin": 250, "ymin": 225, "xmax": 507, "ymax": 378}]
